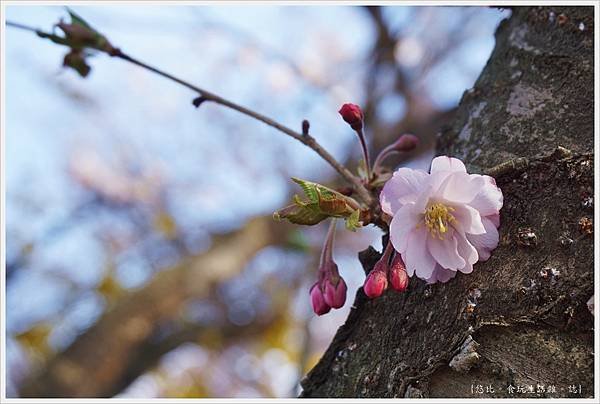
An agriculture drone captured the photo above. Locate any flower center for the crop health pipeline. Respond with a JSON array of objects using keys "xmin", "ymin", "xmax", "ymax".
[{"xmin": 424, "ymin": 203, "xmax": 456, "ymax": 240}]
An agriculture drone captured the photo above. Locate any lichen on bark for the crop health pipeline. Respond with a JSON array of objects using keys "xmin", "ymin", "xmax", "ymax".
[{"xmin": 300, "ymin": 6, "xmax": 594, "ymax": 398}]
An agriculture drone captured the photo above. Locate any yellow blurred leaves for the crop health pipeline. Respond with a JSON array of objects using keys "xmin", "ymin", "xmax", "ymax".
[
  {"xmin": 197, "ymin": 328, "xmax": 225, "ymax": 350},
  {"xmin": 15, "ymin": 322, "xmax": 53, "ymax": 357},
  {"xmin": 96, "ymin": 272, "xmax": 123, "ymax": 305},
  {"xmin": 153, "ymin": 211, "xmax": 178, "ymax": 240},
  {"xmin": 304, "ymin": 352, "xmax": 322, "ymax": 373},
  {"xmin": 261, "ymin": 317, "xmax": 289, "ymax": 352},
  {"xmin": 172, "ymin": 383, "xmax": 210, "ymax": 398}
]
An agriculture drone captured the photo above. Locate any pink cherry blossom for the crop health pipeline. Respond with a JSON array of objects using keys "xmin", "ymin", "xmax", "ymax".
[{"xmin": 380, "ymin": 156, "xmax": 503, "ymax": 283}]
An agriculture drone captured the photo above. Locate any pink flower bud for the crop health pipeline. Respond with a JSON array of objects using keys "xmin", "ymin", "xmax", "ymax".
[
  {"xmin": 310, "ymin": 283, "xmax": 331, "ymax": 315},
  {"xmin": 391, "ymin": 134, "xmax": 419, "ymax": 152},
  {"xmin": 324, "ymin": 277, "xmax": 347, "ymax": 309},
  {"xmin": 363, "ymin": 270, "xmax": 388, "ymax": 299},
  {"xmin": 389, "ymin": 254, "xmax": 409, "ymax": 292},
  {"xmin": 338, "ymin": 103, "xmax": 364, "ymax": 131}
]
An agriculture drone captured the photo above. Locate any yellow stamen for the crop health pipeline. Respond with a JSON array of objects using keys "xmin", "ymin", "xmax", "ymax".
[{"xmin": 424, "ymin": 203, "xmax": 457, "ymax": 240}]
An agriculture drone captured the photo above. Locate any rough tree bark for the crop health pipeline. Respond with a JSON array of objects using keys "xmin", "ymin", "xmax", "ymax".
[{"xmin": 301, "ymin": 6, "xmax": 594, "ymax": 398}]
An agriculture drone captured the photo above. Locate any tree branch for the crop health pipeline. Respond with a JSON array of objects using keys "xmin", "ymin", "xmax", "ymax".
[
  {"xmin": 6, "ymin": 20, "xmax": 375, "ymax": 206},
  {"xmin": 18, "ymin": 216, "xmax": 289, "ymax": 397}
]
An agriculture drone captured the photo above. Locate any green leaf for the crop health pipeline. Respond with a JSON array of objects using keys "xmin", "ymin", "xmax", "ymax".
[
  {"xmin": 291, "ymin": 177, "xmax": 359, "ymax": 213},
  {"xmin": 54, "ymin": 8, "xmax": 117, "ymax": 55},
  {"xmin": 273, "ymin": 202, "xmax": 328, "ymax": 226},
  {"xmin": 345, "ymin": 209, "xmax": 363, "ymax": 232},
  {"xmin": 274, "ymin": 178, "xmax": 364, "ymax": 228},
  {"xmin": 291, "ymin": 177, "xmax": 319, "ymax": 203},
  {"xmin": 67, "ymin": 7, "xmax": 93, "ymax": 29}
]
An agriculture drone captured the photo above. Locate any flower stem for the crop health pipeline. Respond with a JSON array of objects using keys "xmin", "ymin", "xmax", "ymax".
[
  {"xmin": 355, "ymin": 128, "xmax": 371, "ymax": 181},
  {"xmin": 372, "ymin": 144, "xmax": 395, "ymax": 173},
  {"xmin": 320, "ymin": 219, "xmax": 337, "ymax": 267},
  {"xmin": 381, "ymin": 239, "xmax": 395, "ymax": 267}
]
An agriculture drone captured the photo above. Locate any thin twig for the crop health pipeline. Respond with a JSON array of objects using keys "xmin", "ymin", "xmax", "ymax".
[
  {"xmin": 6, "ymin": 19, "xmax": 375, "ymax": 206},
  {"xmin": 6, "ymin": 21, "xmax": 40, "ymax": 33}
]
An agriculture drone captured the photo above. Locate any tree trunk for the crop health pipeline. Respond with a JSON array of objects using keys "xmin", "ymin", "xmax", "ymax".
[{"xmin": 300, "ymin": 6, "xmax": 594, "ymax": 398}]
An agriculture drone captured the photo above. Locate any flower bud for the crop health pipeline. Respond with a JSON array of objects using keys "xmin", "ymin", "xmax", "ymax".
[
  {"xmin": 338, "ymin": 103, "xmax": 364, "ymax": 131},
  {"xmin": 363, "ymin": 270, "xmax": 388, "ymax": 299},
  {"xmin": 302, "ymin": 119, "xmax": 310, "ymax": 135},
  {"xmin": 391, "ymin": 134, "xmax": 419, "ymax": 152},
  {"xmin": 324, "ymin": 276, "xmax": 347, "ymax": 309},
  {"xmin": 389, "ymin": 254, "xmax": 409, "ymax": 292},
  {"xmin": 310, "ymin": 283, "xmax": 331, "ymax": 315}
]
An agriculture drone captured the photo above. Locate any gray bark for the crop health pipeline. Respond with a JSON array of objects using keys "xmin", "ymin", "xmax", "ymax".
[{"xmin": 300, "ymin": 6, "xmax": 594, "ymax": 398}]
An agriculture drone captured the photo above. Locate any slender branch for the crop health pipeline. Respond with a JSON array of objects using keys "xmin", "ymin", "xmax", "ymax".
[
  {"xmin": 6, "ymin": 19, "xmax": 375, "ymax": 206},
  {"xmin": 6, "ymin": 21, "xmax": 40, "ymax": 33}
]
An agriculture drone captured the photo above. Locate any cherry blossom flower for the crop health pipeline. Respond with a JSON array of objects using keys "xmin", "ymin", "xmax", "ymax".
[{"xmin": 380, "ymin": 156, "xmax": 503, "ymax": 283}]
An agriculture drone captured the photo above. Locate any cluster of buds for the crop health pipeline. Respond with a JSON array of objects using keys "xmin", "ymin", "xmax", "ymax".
[
  {"xmin": 309, "ymin": 104, "xmax": 416, "ymax": 315},
  {"xmin": 364, "ymin": 241, "xmax": 409, "ymax": 299},
  {"xmin": 310, "ymin": 220, "xmax": 347, "ymax": 315}
]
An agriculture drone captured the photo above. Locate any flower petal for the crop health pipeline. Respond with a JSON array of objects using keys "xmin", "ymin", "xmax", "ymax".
[
  {"xmin": 427, "ymin": 230, "xmax": 466, "ymax": 270},
  {"xmin": 430, "ymin": 156, "xmax": 467, "ymax": 174},
  {"xmin": 455, "ymin": 231, "xmax": 479, "ymax": 273},
  {"xmin": 439, "ymin": 172, "xmax": 484, "ymax": 204},
  {"xmin": 380, "ymin": 168, "xmax": 428, "ymax": 215},
  {"xmin": 451, "ymin": 204, "xmax": 486, "ymax": 235},
  {"xmin": 466, "ymin": 216, "xmax": 500, "ymax": 261},
  {"xmin": 488, "ymin": 213, "xmax": 500, "ymax": 228},
  {"xmin": 426, "ymin": 265, "xmax": 458, "ymax": 284},
  {"xmin": 389, "ymin": 203, "xmax": 421, "ymax": 254},
  {"xmin": 404, "ymin": 227, "xmax": 436, "ymax": 279},
  {"xmin": 468, "ymin": 175, "xmax": 503, "ymax": 216}
]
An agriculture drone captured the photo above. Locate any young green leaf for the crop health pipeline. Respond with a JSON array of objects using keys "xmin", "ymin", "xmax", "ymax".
[
  {"xmin": 291, "ymin": 178, "xmax": 360, "ymax": 211},
  {"xmin": 345, "ymin": 209, "xmax": 363, "ymax": 232},
  {"xmin": 52, "ymin": 8, "xmax": 117, "ymax": 55},
  {"xmin": 67, "ymin": 8, "xmax": 93, "ymax": 29},
  {"xmin": 274, "ymin": 178, "xmax": 364, "ymax": 228},
  {"xmin": 273, "ymin": 202, "xmax": 329, "ymax": 226},
  {"xmin": 291, "ymin": 177, "xmax": 319, "ymax": 203}
]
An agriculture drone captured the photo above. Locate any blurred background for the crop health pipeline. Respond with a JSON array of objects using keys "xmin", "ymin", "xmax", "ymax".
[{"xmin": 4, "ymin": 5, "xmax": 509, "ymax": 398}]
